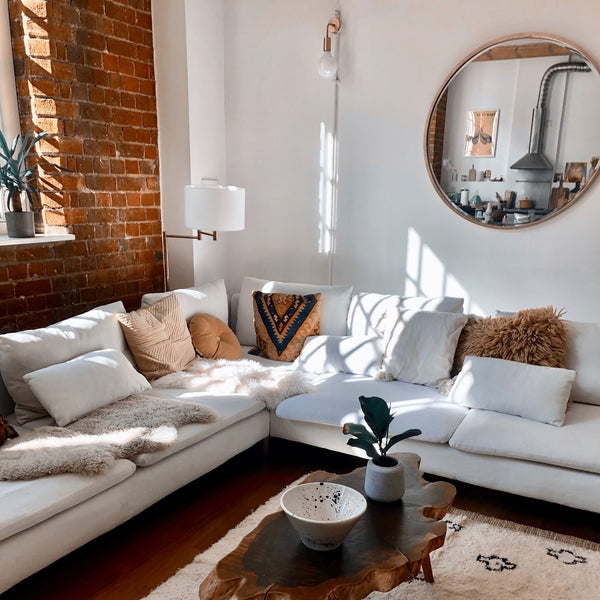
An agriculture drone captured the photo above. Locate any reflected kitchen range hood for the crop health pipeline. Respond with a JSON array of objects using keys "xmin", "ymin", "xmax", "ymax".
[{"xmin": 510, "ymin": 61, "xmax": 591, "ymax": 170}]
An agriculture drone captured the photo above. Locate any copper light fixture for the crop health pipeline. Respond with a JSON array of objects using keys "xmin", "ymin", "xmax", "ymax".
[{"xmin": 319, "ymin": 12, "xmax": 341, "ymax": 80}]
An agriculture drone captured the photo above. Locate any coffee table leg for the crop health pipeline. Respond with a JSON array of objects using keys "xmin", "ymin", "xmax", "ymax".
[{"xmin": 421, "ymin": 553, "xmax": 434, "ymax": 583}]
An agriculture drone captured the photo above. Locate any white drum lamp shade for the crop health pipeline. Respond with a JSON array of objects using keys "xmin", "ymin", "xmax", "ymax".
[{"xmin": 184, "ymin": 185, "xmax": 245, "ymax": 232}]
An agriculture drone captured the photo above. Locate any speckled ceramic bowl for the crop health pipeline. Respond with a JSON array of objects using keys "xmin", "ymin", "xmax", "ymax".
[{"xmin": 280, "ymin": 482, "xmax": 367, "ymax": 551}]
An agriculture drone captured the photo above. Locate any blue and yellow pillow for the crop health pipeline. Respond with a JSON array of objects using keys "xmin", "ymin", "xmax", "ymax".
[{"xmin": 250, "ymin": 291, "xmax": 321, "ymax": 362}]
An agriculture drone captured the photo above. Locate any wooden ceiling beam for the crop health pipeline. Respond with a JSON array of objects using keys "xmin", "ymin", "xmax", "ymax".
[{"xmin": 474, "ymin": 42, "xmax": 573, "ymax": 62}]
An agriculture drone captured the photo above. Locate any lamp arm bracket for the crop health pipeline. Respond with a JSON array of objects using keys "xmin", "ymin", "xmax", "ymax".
[{"xmin": 326, "ymin": 17, "xmax": 341, "ymax": 37}]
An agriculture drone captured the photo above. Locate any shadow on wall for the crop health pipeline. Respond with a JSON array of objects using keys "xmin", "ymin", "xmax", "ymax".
[{"xmin": 405, "ymin": 227, "xmax": 483, "ymax": 316}]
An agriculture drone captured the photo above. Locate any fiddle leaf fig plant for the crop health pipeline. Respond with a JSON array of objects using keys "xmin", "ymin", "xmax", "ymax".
[{"xmin": 343, "ymin": 395, "xmax": 421, "ymax": 467}]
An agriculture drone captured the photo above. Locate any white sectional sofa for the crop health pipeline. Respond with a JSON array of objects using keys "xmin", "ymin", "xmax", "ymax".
[
  {"xmin": 231, "ymin": 277, "xmax": 600, "ymax": 516},
  {"xmin": 1, "ymin": 276, "xmax": 599, "ymax": 593}
]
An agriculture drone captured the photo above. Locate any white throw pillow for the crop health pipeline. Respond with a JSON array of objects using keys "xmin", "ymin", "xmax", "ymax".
[
  {"xmin": 0, "ymin": 302, "xmax": 129, "ymax": 424},
  {"xmin": 295, "ymin": 335, "xmax": 383, "ymax": 377},
  {"xmin": 449, "ymin": 355, "xmax": 576, "ymax": 426},
  {"xmin": 378, "ymin": 309, "xmax": 468, "ymax": 386},
  {"xmin": 235, "ymin": 276, "xmax": 353, "ymax": 346},
  {"xmin": 565, "ymin": 320, "xmax": 600, "ymax": 406},
  {"xmin": 347, "ymin": 292, "xmax": 464, "ymax": 337},
  {"xmin": 141, "ymin": 279, "xmax": 228, "ymax": 324},
  {"xmin": 23, "ymin": 349, "xmax": 151, "ymax": 427}
]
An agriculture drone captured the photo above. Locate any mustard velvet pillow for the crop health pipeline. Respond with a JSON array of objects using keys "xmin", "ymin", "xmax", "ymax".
[
  {"xmin": 189, "ymin": 313, "xmax": 242, "ymax": 360},
  {"xmin": 117, "ymin": 294, "xmax": 196, "ymax": 380},
  {"xmin": 249, "ymin": 291, "xmax": 321, "ymax": 362},
  {"xmin": 452, "ymin": 306, "xmax": 568, "ymax": 376}
]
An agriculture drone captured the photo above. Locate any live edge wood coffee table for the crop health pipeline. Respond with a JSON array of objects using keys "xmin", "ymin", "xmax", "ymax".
[{"xmin": 199, "ymin": 453, "xmax": 456, "ymax": 600}]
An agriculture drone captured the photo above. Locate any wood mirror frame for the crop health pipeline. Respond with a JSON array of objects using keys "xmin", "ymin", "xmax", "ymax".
[{"xmin": 425, "ymin": 33, "xmax": 600, "ymax": 229}]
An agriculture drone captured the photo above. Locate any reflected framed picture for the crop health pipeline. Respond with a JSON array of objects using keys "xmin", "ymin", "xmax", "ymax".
[
  {"xmin": 564, "ymin": 162, "xmax": 587, "ymax": 183},
  {"xmin": 464, "ymin": 109, "xmax": 499, "ymax": 157}
]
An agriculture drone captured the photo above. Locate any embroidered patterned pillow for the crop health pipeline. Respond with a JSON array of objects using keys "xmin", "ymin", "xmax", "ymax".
[
  {"xmin": 0, "ymin": 415, "xmax": 18, "ymax": 446},
  {"xmin": 250, "ymin": 291, "xmax": 321, "ymax": 362}
]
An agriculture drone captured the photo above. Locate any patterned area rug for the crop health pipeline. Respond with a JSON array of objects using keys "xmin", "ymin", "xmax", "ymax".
[{"xmin": 143, "ymin": 482, "xmax": 600, "ymax": 600}]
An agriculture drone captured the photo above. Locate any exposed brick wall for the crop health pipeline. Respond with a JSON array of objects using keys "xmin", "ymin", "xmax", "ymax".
[
  {"xmin": 1, "ymin": 0, "xmax": 163, "ymax": 333},
  {"xmin": 428, "ymin": 89, "xmax": 448, "ymax": 181}
]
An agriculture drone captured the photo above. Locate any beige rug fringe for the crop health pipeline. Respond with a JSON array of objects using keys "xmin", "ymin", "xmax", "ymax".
[{"xmin": 450, "ymin": 506, "xmax": 600, "ymax": 551}]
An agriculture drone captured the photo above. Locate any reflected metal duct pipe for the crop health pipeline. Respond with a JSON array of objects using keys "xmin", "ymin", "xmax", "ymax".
[{"xmin": 511, "ymin": 61, "xmax": 591, "ymax": 170}]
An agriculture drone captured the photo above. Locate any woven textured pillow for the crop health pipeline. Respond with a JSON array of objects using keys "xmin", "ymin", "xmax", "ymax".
[
  {"xmin": 189, "ymin": 313, "xmax": 242, "ymax": 360},
  {"xmin": 452, "ymin": 306, "xmax": 568, "ymax": 376},
  {"xmin": 117, "ymin": 294, "xmax": 196, "ymax": 380},
  {"xmin": 0, "ymin": 415, "xmax": 18, "ymax": 446},
  {"xmin": 249, "ymin": 291, "xmax": 321, "ymax": 362}
]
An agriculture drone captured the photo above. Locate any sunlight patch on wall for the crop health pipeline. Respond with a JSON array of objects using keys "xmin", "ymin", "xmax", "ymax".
[
  {"xmin": 318, "ymin": 121, "xmax": 336, "ymax": 256},
  {"xmin": 405, "ymin": 227, "xmax": 484, "ymax": 314}
]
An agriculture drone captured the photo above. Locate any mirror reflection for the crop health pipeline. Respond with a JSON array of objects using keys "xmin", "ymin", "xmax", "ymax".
[{"xmin": 426, "ymin": 34, "xmax": 600, "ymax": 227}]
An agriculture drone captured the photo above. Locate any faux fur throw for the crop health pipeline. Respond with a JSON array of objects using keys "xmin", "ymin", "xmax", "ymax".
[
  {"xmin": 152, "ymin": 357, "xmax": 313, "ymax": 412},
  {"xmin": 0, "ymin": 395, "xmax": 217, "ymax": 481}
]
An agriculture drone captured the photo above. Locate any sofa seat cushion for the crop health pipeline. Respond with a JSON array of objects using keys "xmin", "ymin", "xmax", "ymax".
[
  {"xmin": 275, "ymin": 373, "xmax": 468, "ymax": 443},
  {"xmin": 448, "ymin": 402, "xmax": 600, "ymax": 474},
  {"xmin": 133, "ymin": 389, "xmax": 265, "ymax": 466},
  {"xmin": 0, "ymin": 458, "xmax": 136, "ymax": 543}
]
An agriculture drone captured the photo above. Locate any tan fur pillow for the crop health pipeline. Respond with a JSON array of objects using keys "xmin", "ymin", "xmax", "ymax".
[
  {"xmin": 117, "ymin": 294, "xmax": 196, "ymax": 380},
  {"xmin": 189, "ymin": 313, "xmax": 242, "ymax": 360},
  {"xmin": 452, "ymin": 306, "xmax": 568, "ymax": 376}
]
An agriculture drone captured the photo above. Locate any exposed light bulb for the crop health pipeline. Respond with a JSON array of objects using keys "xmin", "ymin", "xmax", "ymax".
[{"xmin": 319, "ymin": 50, "xmax": 338, "ymax": 79}]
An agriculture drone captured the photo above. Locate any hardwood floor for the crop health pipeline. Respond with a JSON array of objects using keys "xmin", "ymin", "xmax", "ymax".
[{"xmin": 3, "ymin": 439, "xmax": 600, "ymax": 600}]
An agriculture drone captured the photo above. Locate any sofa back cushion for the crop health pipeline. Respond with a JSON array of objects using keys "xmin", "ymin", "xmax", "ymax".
[
  {"xmin": 141, "ymin": 279, "xmax": 228, "ymax": 324},
  {"xmin": 235, "ymin": 276, "xmax": 353, "ymax": 346},
  {"xmin": 295, "ymin": 335, "xmax": 383, "ymax": 377},
  {"xmin": 0, "ymin": 302, "xmax": 129, "ymax": 424},
  {"xmin": 347, "ymin": 293, "xmax": 464, "ymax": 338},
  {"xmin": 566, "ymin": 319, "xmax": 600, "ymax": 405}
]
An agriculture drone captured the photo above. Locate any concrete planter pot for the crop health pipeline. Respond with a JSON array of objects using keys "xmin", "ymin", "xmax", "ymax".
[
  {"xmin": 364, "ymin": 457, "xmax": 405, "ymax": 502},
  {"xmin": 6, "ymin": 211, "xmax": 35, "ymax": 238}
]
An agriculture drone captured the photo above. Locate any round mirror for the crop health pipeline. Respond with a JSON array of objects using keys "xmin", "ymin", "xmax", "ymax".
[{"xmin": 425, "ymin": 33, "xmax": 600, "ymax": 228}]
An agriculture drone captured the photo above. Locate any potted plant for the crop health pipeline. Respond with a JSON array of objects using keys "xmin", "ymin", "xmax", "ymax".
[
  {"xmin": 343, "ymin": 395, "xmax": 421, "ymax": 502},
  {"xmin": 0, "ymin": 128, "xmax": 68, "ymax": 238}
]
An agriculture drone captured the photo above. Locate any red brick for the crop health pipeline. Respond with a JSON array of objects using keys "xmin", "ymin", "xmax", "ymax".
[
  {"xmin": 119, "ymin": 56, "xmax": 135, "ymax": 75},
  {"xmin": 15, "ymin": 279, "xmax": 52, "ymax": 297},
  {"xmin": 103, "ymin": 53, "xmax": 120, "ymax": 72},
  {"xmin": 8, "ymin": 264, "xmax": 29, "ymax": 280},
  {"xmin": 16, "ymin": 245, "xmax": 53, "ymax": 262}
]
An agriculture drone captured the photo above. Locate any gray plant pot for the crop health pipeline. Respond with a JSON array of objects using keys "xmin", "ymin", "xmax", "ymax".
[
  {"xmin": 6, "ymin": 211, "xmax": 35, "ymax": 238},
  {"xmin": 364, "ymin": 457, "xmax": 405, "ymax": 502}
]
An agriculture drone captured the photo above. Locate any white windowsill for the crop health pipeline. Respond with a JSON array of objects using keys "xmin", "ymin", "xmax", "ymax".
[
  {"xmin": 0, "ymin": 233, "xmax": 75, "ymax": 246},
  {"xmin": 0, "ymin": 222, "xmax": 75, "ymax": 246}
]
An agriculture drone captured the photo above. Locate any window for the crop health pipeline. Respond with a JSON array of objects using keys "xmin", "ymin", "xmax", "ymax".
[{"xmin": 0, "ymin": 0, "xmax": 20, "ymax": 221}]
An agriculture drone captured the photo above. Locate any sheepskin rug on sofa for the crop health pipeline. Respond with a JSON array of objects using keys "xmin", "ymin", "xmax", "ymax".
[
  {"xmin": 152, "ymin": 357, "xmax": 313, "ymax": 411},
  {"xmin": 0, "ymin": 395, "xmax": 217, "ymax": 480}
]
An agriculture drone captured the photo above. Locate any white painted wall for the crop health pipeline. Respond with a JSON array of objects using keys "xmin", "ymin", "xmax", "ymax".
[
  {"xmin": 221, "ymin": 0, "xmax": 600, "ymax": 321},
  {"xmin": 224, "ymin": 0, "xmax": 337, "ymax": 289},
  {"xmin": 152, "ymin": 0, "xmax": 192, "ymax": 289},
  {"xmin": 152, "ymin": 0, "xmax": 230, "ymax": 290}
]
